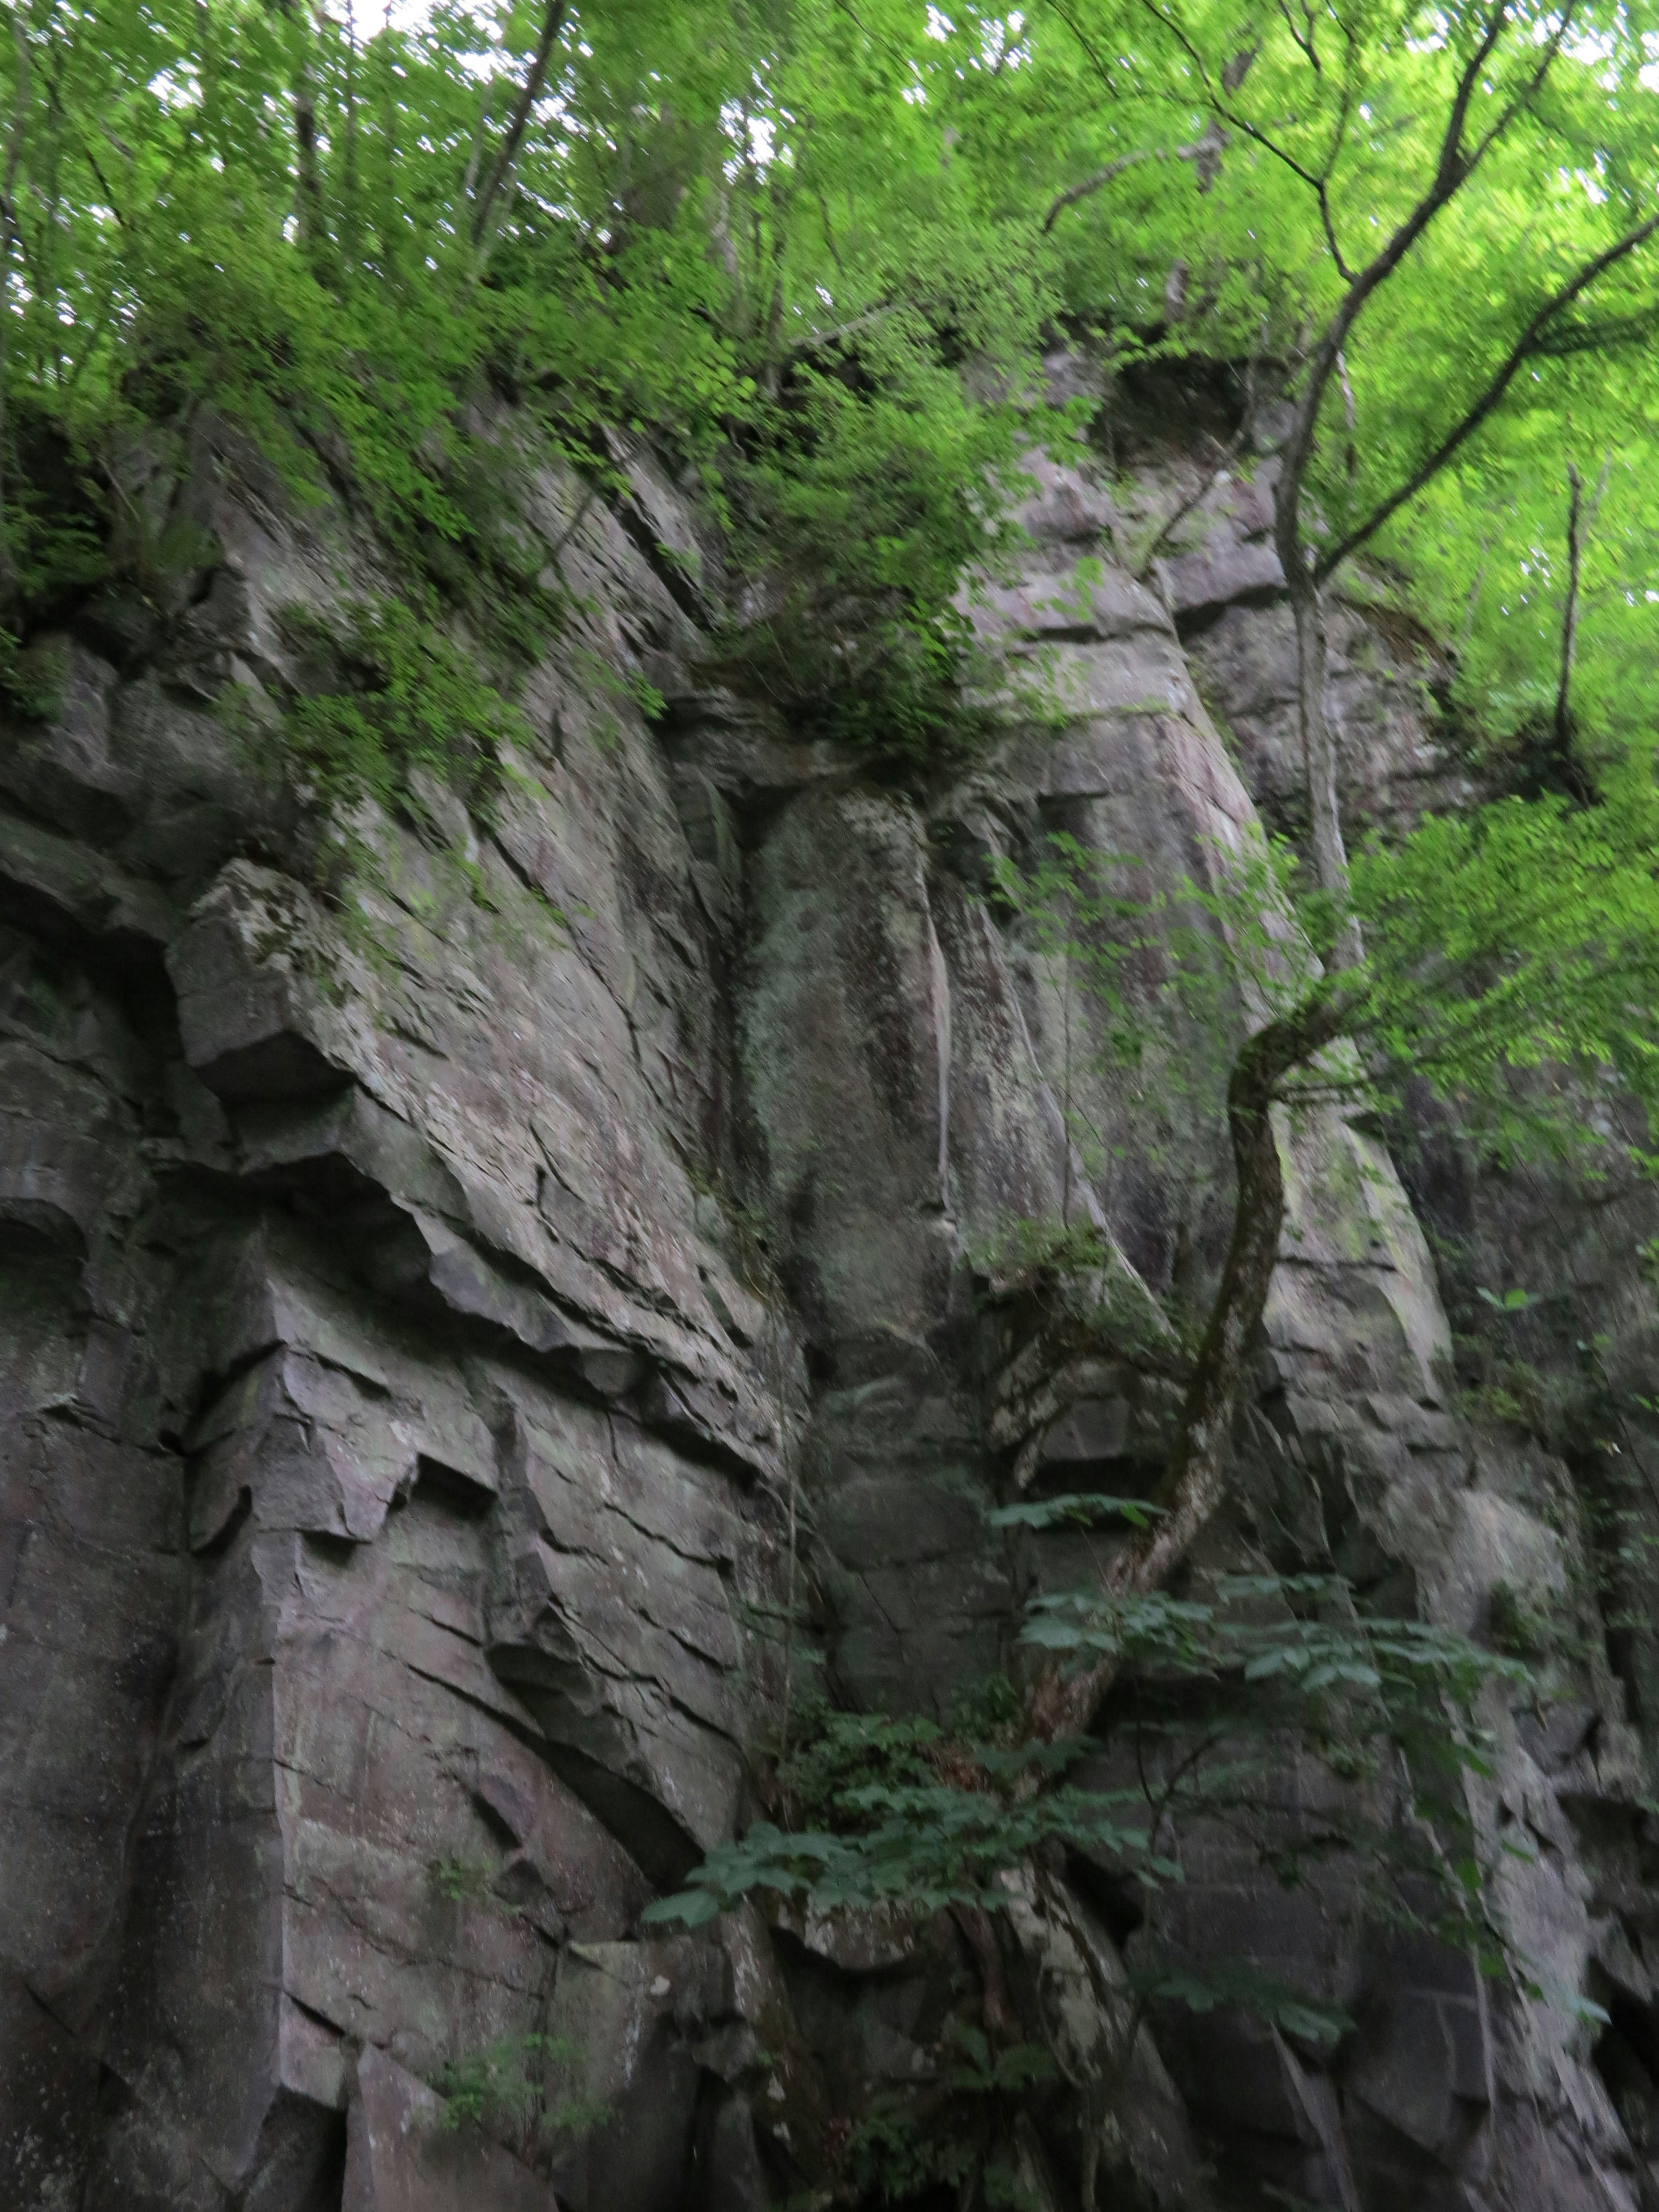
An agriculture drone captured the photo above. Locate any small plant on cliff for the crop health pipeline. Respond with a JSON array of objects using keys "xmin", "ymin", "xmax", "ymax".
[
  {"xmin": 651, "ymin": 1550, "xmax": 1528, "ymax": 2200},
  {"xmin": 259, "ymin": 594, "xmax": 530, "ymax": 823},
  {"xmin": 833, "ymin": 2030, "xmax": 1055, "ymax": 2208},
  {"xmin": 712, "ymin": 352, "xmax": 1049, "ymax": 773},
  {"xmin": 438, "ymin": 2031, "xmax": 608, "ymax": 2156}
]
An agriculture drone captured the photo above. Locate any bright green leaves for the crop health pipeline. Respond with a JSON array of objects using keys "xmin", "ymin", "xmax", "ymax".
[
  {"xmin": 642, "ymin": 1780, "xmax": 1178, "ymax": 1923},
  {"xmin": 1001, "ymin": 784, "xmax": 1659, "ymax": 1184},
  {"xmin": 1344, "ymin": 790, "xmax": 1659, "ymax": 1152},
  {"xmin": 987, "ymin": 1493, "xmax": 1163, "ymax": 1529},
  {"xmin": 1025, "ymin": 0, "xmax": 1659, "ymax": 781},
  {"xmin": 718, "ymin": 352, "xmax": 1044, "ymax": 766},
  {"xmin": 436, "ymin": 2031, "xmax": 609, "ymax": 2146},
  {"xmin": 645, "ymin": 1563, "xmax": 1525, "ymax": 2086},
  {"xmin": 266, "ymin": 594, "xmax": 531, "ymax": 822}
]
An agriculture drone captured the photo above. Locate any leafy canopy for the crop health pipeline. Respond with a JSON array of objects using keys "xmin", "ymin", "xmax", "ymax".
[{"xmin": 6, "ymin": 0, "xmax": 1659, "ymax": 775}]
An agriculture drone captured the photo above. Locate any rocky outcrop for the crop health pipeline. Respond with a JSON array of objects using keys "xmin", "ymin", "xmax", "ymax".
[{"xmin": 1, "ymin": 397, "xmax": 1655, "ymax": 2211}]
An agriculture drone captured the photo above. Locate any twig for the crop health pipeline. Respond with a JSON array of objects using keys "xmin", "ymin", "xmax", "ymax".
[
  {"xmin": 1041, "ymin": 148, "xmax": 1159, "ymax": 234},
  {"xmin": 1040, "ymin": 122, "xmax": 1228, "ymax": 235}
]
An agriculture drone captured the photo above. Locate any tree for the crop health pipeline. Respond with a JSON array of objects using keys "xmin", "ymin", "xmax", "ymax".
[
  {"xmin": 1038, "ymin": 0, "xmax": 1659, "ymax": 914},
  {"xmin": 1003, "ymin": 801, "xmax": 1659, "ymax": 1736},
  {"xmin": 648, "ymin": 1551, "xmax": 1529, "ymax": 2204},
  {"xmin": 649, "ymin": 798, "xmax": 1659, "ymax": 2198}
]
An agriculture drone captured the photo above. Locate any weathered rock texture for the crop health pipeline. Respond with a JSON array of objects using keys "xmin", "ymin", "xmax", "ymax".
[{"xmin": 2, "ymin": 394, "xmax": 1657, "ymax": 2212}]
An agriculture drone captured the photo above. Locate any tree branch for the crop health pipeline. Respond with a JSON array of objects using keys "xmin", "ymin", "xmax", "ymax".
[
  {"xmin": 1274, "ymin": 0, "xmax": 1572, "ymax": 591},
  {"xmin": 1041, "ymin": 121, "xmax": 1228, "ymax": 234},
  {"xmin": 1314, "ymin": 208, "xmax": 1659, "ymax": 580},
  {"xmin": 469, "ymin": 0, "xmax": 569, "ymax": 254},
  {"xmin": 1132, "ymin": 422, "xmax": 1248, "ymax": 579},
  {"xmin": 1041, "ymin": 147, "xmax": 1158, "ymax": 233}
]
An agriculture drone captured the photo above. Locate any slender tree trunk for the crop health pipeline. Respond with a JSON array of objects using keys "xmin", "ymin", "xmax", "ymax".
[
  {"xmin": 468, "ymin": 0, "xmax": 568, "ymax": 255},
  {"xmin": 376, "ymin": 0, "xmax": 398, "ymax": 283},
  {"xmin": 1553, "ymin": 460, "xmax": 1584, "ymax": 761},
  {"xmin": 37, "ymin": 44, "xmax": 63, "ymax": 381},
  {"xmin": 341, "ymin": 0, "xmax": 359, "ymax": 278},
  {"xmin": 277, "ymin": 0, "xmax": 332, "ymax": 283},
  {"xmin": 1025, "ymin": 986, "xmax": 1352, "ymax": 1743}
]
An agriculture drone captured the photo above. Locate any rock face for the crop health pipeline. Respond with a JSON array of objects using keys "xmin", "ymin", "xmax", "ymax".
[{"xmin": 1, "ymin": 400, "xmax": 1656, "ymax": 2212}]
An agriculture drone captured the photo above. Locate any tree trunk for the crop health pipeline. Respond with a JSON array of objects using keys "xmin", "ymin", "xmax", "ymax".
[
  {"xmin": 277, "ymin": 0, "xmax": 332, "ymax": 284},
  {"xmin": 1025, "ymin": 985, "xmax": 1352, "ymax": 1744},
  {"xmin": 1553, "ymin": 460, "xmax": 1584, "ymax": 762},
  {"xmin": 468, "ymin": 0, "xmax": 569, "ymax": 256},
  {"xmin": 1287, "ymin": 575, "xmax": 1361, "ymax": 964}
]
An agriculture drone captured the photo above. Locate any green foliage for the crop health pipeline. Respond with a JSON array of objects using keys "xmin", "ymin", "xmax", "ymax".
[
  {"xmin": 1478, "ymin": 1286, "xmax": 1543, "ymax": 1315},
  {"xmin": 428, "ymin": 1854, "xmax": 499, "ymax": 1909},
  {"xmin": 7, "ymin": 0, "xmax": 1659, "ymax": 782},
  {"xmin": 648, "ymin": 1569, "xmax": 1524, "ymax": 1986},
  {"xmin": 940, "ymin": 2019, "xmax": 1058, "ymax": 2096},
  {"xmin": 1133, "ymin": 1960, "xmax": 1351, "ymax": 2053},
  {"xmin": 1484, "ymin": 1580, "xmax": 1557, "ymax": 1664},
  {"xmin": 267, "ymin": 594, "xmax": 531, "ymax": 824},
  {"xmin": 964, "ymin": 1213, "xmax": 1126, "ymax": 1286},
  {"xmin": 717, "ymin": 359, "xmax": 1047, "ymax": 769},
  {"xmin": 947, "ymin": 1670, "xmax": 1027, "ymax": 1741},
  {"xmin": 642, "ymin": 1755, "xmax": 1179, "ymax": 1925},
  {"xmin": 437, "ymin": 2031, "xmax": 607, "ymax": 2147},
  {"xmin": 999, "ymin": 794, "xmax": 1659, "ymax": 1193},
  {"xmin": 1340, "ymin": 796, "xmax": 1659, "ymax": 1151},
  {"xmin": 840, "ymin": 2102, "xmax": 972, "ymax": 2204},
  {"xmin": 823, "ymin": 2025, "xmax": 1054, "ymax": 2206},
  {"xmin": 771, "ymin": 1699, "xmax": 950, "ymax": 1832}
]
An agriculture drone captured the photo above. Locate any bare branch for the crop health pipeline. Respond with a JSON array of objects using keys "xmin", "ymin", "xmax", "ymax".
[
  {"xmin": 1040, "ymin": 122, "xmax": 1227, "ymax": 235},
  {"xmin": 1132, "ymin": 423, "xmax": 1248, "ymax": 579},
  {"xmin": 782, "ymin": 298, "xmax": 896, "ymax": 362},
  {"xmin": 1041, "ymin": 147, "xmax": 1158, "ymax": 234}
]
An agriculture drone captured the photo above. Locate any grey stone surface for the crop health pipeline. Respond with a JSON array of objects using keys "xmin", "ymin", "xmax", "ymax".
[
  {"xmin": 343, "ymin": 2046, "xmax": 557, "ymax": 2211},
  {"xmin": 0, "ymin": 394, "xmax": 1652, "ymax": 2212}
]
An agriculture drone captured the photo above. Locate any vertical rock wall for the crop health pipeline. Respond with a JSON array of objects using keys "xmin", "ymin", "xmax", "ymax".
[{"xmin": 1, "ymin": 401, "xmax": 1656, "ymax": 2210}]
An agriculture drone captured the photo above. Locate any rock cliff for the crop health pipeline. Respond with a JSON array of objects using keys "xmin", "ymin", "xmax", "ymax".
[{"xmin": 3, "ymin": 388, "xmax": 1658, "ymax": 2212}]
